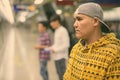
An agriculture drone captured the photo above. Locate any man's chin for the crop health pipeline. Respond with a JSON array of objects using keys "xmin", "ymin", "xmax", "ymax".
[{"xmin": 75, "ymin": 34, "xmax": 82, "ymax": 39}]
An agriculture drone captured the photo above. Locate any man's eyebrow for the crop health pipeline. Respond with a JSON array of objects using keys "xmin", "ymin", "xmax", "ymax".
[
  {"xmin": 74, "ymin": 15, "xmax": 82, "ymax": 18},
  {"xmin": 74, "ymin": 16, "xmax": 82, "ymax": 20},
  {"xmin": 76, "ymin": 16, "xmax": 81, "ymax": 18}
]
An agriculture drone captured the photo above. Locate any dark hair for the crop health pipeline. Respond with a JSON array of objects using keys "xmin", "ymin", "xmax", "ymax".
[
  {"xmin": 50, "ymin": 14, "xmax": 61, "ymax": 23},
  {"xmin": 38, "ymin": 21, "xmax": 48, "ymax": 28}
]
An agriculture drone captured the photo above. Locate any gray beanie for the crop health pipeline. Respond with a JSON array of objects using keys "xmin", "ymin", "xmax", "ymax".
[{"xmin": 74, "ymin": 2, "xmax": 111, "ymax": 33}]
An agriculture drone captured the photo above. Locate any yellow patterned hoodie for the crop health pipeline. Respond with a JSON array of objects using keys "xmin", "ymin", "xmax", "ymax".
[{"xmin": 64, "ymin": 33, "xmax": 120, "ymax": 80}]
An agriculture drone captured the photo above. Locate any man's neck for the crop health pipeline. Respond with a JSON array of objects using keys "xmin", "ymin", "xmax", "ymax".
[
  {"xmin": 85, "ymin": 31, "xmax": 103, "ymax": 46},
  {"xmin": 56, "ymin": 24, "xmax": 61, "ymax": 29}
]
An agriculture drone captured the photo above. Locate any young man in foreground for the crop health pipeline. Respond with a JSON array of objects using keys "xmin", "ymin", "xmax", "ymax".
[{"xmin": 64, "ymin": 2, "xmax": 120, "ymax": 80}]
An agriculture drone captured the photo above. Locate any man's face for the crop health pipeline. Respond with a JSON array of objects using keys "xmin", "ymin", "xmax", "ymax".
[
  {"xmin": 50, "ymin": 20, "xmax": 58, "ymax": 29},
  {"xmin": 73, "ymin": 14, "xmax": 96, "ymax": 39},
  {"xmin": 38, "ymin": 23, "xmax": 46, "ymax": 33}
]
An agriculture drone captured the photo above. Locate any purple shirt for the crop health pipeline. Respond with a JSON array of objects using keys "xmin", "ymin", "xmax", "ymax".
[{"xmin": 39, "ymin": 32, "xmax": 51, "ymax": 60}]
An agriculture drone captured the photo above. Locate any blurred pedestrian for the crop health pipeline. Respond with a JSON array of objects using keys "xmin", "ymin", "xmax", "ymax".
[
  {"xmin": 49, "ymin": 14, "xmax": 70, "ymax": 80},
  {"xmin": 64, "ymin": 2, "xmax": 120, "ymax": 80},
  {"xmin": 34, "ymin": 21, "xmax": 51, "ymax": 80}
]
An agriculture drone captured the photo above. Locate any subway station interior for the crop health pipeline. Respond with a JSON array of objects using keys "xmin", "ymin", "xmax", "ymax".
[{"xmin": 0, "ymin": 0, "xmax": 120, "ymax": 80}]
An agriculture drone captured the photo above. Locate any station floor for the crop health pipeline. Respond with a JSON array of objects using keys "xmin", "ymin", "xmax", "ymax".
[{"xmin": 0, "ymin": 27, "xmax": 59, "ymax": 80}]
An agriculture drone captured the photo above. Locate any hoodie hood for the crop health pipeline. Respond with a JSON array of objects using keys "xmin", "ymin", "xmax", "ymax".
[{"xmin": 79, "ymin": 33, "xmax": 120, "ymax": 53}]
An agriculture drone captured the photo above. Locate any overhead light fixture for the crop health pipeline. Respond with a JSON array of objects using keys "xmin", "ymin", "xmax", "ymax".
[
  {"xmin": 34, "ymin": 0, "xmax": 43, "ymax": 5},
  {"xmin": 17, "ymin": 11, "xmax": 28, "ymax": 22},
  {"xmin": 58, "ymin": 0, "xmax": 63, "ymax": 1},
  {"xmin": 56, "ymin": 9, "xmax": 62, "ymax": 15}
]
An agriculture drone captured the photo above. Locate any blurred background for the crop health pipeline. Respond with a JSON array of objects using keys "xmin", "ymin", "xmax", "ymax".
[{"xmin": 0, "ymin": 0, "xmax": 120, "ymax": 80}]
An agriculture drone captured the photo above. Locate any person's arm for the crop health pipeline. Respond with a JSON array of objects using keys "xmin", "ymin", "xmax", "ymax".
[
  {"xmin": 104, "ymin": 54, "xmax": 120, "ymax": 80},
  {"xmin": 35, "ymin": 33, "xmax": 51, "ymax": 49},
  {"xmin": 34, "ymin": 45, "xmax": 48, "ymax": 49}
]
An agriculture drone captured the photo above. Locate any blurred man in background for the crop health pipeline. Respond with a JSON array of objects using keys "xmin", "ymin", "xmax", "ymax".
[{"xmin": 49, "ymin": 14, "xmax": 70, "ymax": 80}]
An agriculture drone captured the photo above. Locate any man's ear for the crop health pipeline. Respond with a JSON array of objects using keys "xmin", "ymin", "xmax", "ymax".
[{"xmin": 93, "ymin": 17, "xmax": 100, "ymax": 27}]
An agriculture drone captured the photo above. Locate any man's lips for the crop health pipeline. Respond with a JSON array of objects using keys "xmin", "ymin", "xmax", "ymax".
[{"xmin": 75, "ymin": 30, "xmax": 80, "ymax": 33}]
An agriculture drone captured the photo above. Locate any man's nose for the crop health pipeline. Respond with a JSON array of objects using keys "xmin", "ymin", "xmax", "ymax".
[{"xmin": 73, "ymin": 21, "xmax": 78, "ymax": 28}]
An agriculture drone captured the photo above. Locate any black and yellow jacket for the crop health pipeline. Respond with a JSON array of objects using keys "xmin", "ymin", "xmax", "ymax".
[{"xmin": 64, "ymin": 33, "xmax": 120, "ymax": 80}]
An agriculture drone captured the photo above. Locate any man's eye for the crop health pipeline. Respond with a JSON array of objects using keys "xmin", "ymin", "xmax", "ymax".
[{"xmin": 76, "ymin": 17, "xmax": 82, "ymax": 21}]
